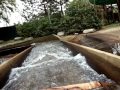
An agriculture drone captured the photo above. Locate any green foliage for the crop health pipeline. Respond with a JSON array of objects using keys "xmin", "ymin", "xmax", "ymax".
[
  {"xmin": 16, "ymin": 16, "xmax": 60, "ymax": 37},
  {"xmin": 60, "ymin": 0, "xmax": 102, "ymax": 34},
  {"xmin": 16, "ymin": 0, "xmax": 102, "ymax": 37},
  {"xmin": 0, "ymin": 0, "xmax": 16, "ymax": 23}
]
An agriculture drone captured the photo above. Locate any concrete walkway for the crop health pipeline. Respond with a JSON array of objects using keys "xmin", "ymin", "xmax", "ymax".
[
  {"xmin": 65, "ymin": 26, "xmax": 120, "ymax": 54},
  {"xmin": 94, "ymin": 25, "xmax": 120, "ymax": 37},
  {"xmin": 88, "ymin": 26, "xmax": 120, "ymax": 45}
]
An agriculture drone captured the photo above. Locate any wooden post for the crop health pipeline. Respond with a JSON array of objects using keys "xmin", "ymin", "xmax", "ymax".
[
  {"xmin": 111, "ymin": 4, "xmax": 114, "ymax": 23},
  {"xmin": 117, "ymin": 0, "xmax": 120, "ymax": 22},
  {"xmin": 102, "ymin": 5, "xmax": 107, "ymax": 25}
]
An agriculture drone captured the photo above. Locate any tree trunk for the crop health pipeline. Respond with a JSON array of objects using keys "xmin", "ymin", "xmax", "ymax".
[
  {"xmin": 60, "ymin": 0, "xmax": 64, "ymax": 16},
  {"xmin": 43, "ymin": 4, "xmax": 48, "ymax": 16},
  {"xmin": 102, "ymin": 5, "xmax": 107, "ymax": 25},
  {"xmin": 46, "ymin": 5, "xmax": 51, "ymax": 25},
  {"xmin": 117, "ymin": 0, "xmax": 120, "ymax": 22}
]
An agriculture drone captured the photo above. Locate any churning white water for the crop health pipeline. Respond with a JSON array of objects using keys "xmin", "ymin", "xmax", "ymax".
[
  {"xmin": 2, "ymin": 41, "xmax": 112, "ymax": 90},
  {"xmin": 112, "ymin": 43, "xmax": 120, "ymax": 55}
]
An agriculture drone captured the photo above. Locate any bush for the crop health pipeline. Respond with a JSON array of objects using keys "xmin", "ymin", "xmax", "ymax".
[
  {"xmin": 16, "ymin": 17, "xmax": 52, "ymax": 37},
  {"xmin": 16, "ymin": 1, "xmax": 102, "ymax": 37},
  {"xmin": 65, "ymin": 8, "xmax": 102, "ymax": 30}
]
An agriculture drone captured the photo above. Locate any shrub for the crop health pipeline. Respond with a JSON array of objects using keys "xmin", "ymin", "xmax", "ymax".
[{"xmin": 16, "ymin": 0, "xmax": 102, "ymax": 37}]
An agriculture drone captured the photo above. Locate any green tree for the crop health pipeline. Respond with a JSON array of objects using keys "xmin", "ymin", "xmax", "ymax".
[
  {"xmin": 21, "ymin": 0, "xmax": 59, "ymax": 21},
  {"xmin": 16, "ymin": 0, "xmax": 102, "ymax": 37},
  {"xmin": 54, "ymin": 0, "xmax": 69, "ymax": 16},
  {"xmin": 0, "ymin": 0, "xmax": 16, "ymax": 23},
  {"xmin": 64, "ymin": 0, "xmax": 101, "ymax": 33}
]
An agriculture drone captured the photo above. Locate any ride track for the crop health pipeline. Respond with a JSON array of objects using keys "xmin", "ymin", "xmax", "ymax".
[{"xmin": 0, "ymin": 35, "xmax": 120, "ymax": 89}]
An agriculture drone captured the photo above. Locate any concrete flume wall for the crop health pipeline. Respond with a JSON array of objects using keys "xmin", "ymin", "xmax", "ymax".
[
  {"xmin": 54, "ymin": 35, "xmax": 120, "ymax": 83},
  {"xmin": 0, "ymin": 35, "xmax": 120, "ymax": 88},
  {"xmin": 0, "ymin": 47, "xmax": 32, "ymax": 88},
  {"xmin": 0, "ymin": 35, "xmax": 59, "ymax": 52},
  {"xmin": 61, "ymin": 40, "xmax": 120, "ymax": 84},
  {"xmin": 0, "ymin": 35, "xmax": 59, "ymax": 88}
]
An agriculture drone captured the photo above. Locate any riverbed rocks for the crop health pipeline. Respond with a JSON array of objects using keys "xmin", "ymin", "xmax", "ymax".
[
  {"xmin": 14, "ymin": 37, "xmax": 23, "ymax": 41},
  {"xmin": 57, "ymin": 31, "xmax": 65, "ymax": 36},
  {"xmin": 83, "ymin": 28, "xmax": 96, "ymax": 34}
]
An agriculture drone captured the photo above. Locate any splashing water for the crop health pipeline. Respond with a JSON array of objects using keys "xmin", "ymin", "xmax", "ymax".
[
  {"xmin": 2, "ymin": 41, "xmax": 112, "ymax": 90},
  {"xmin": 112, "ymin": 43, "xmax": 120, "ymax": 55}
]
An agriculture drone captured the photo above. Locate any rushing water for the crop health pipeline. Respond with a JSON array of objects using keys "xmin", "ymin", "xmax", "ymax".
[
  {"xmin": 112, "ymin": 43, "xmax": 120, "ymax": 55},
  {"xmin": 2, "ymin": 41, "xmax": 112, "ymax": 90},
  {"xmin": 0, "ymin": 58, "xmax": 6, "ymax": 64}
]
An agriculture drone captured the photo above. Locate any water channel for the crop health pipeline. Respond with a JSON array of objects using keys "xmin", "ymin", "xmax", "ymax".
[{"xmin": 2, "ymin": 41, "xmax": 112, "ymax": 90}]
